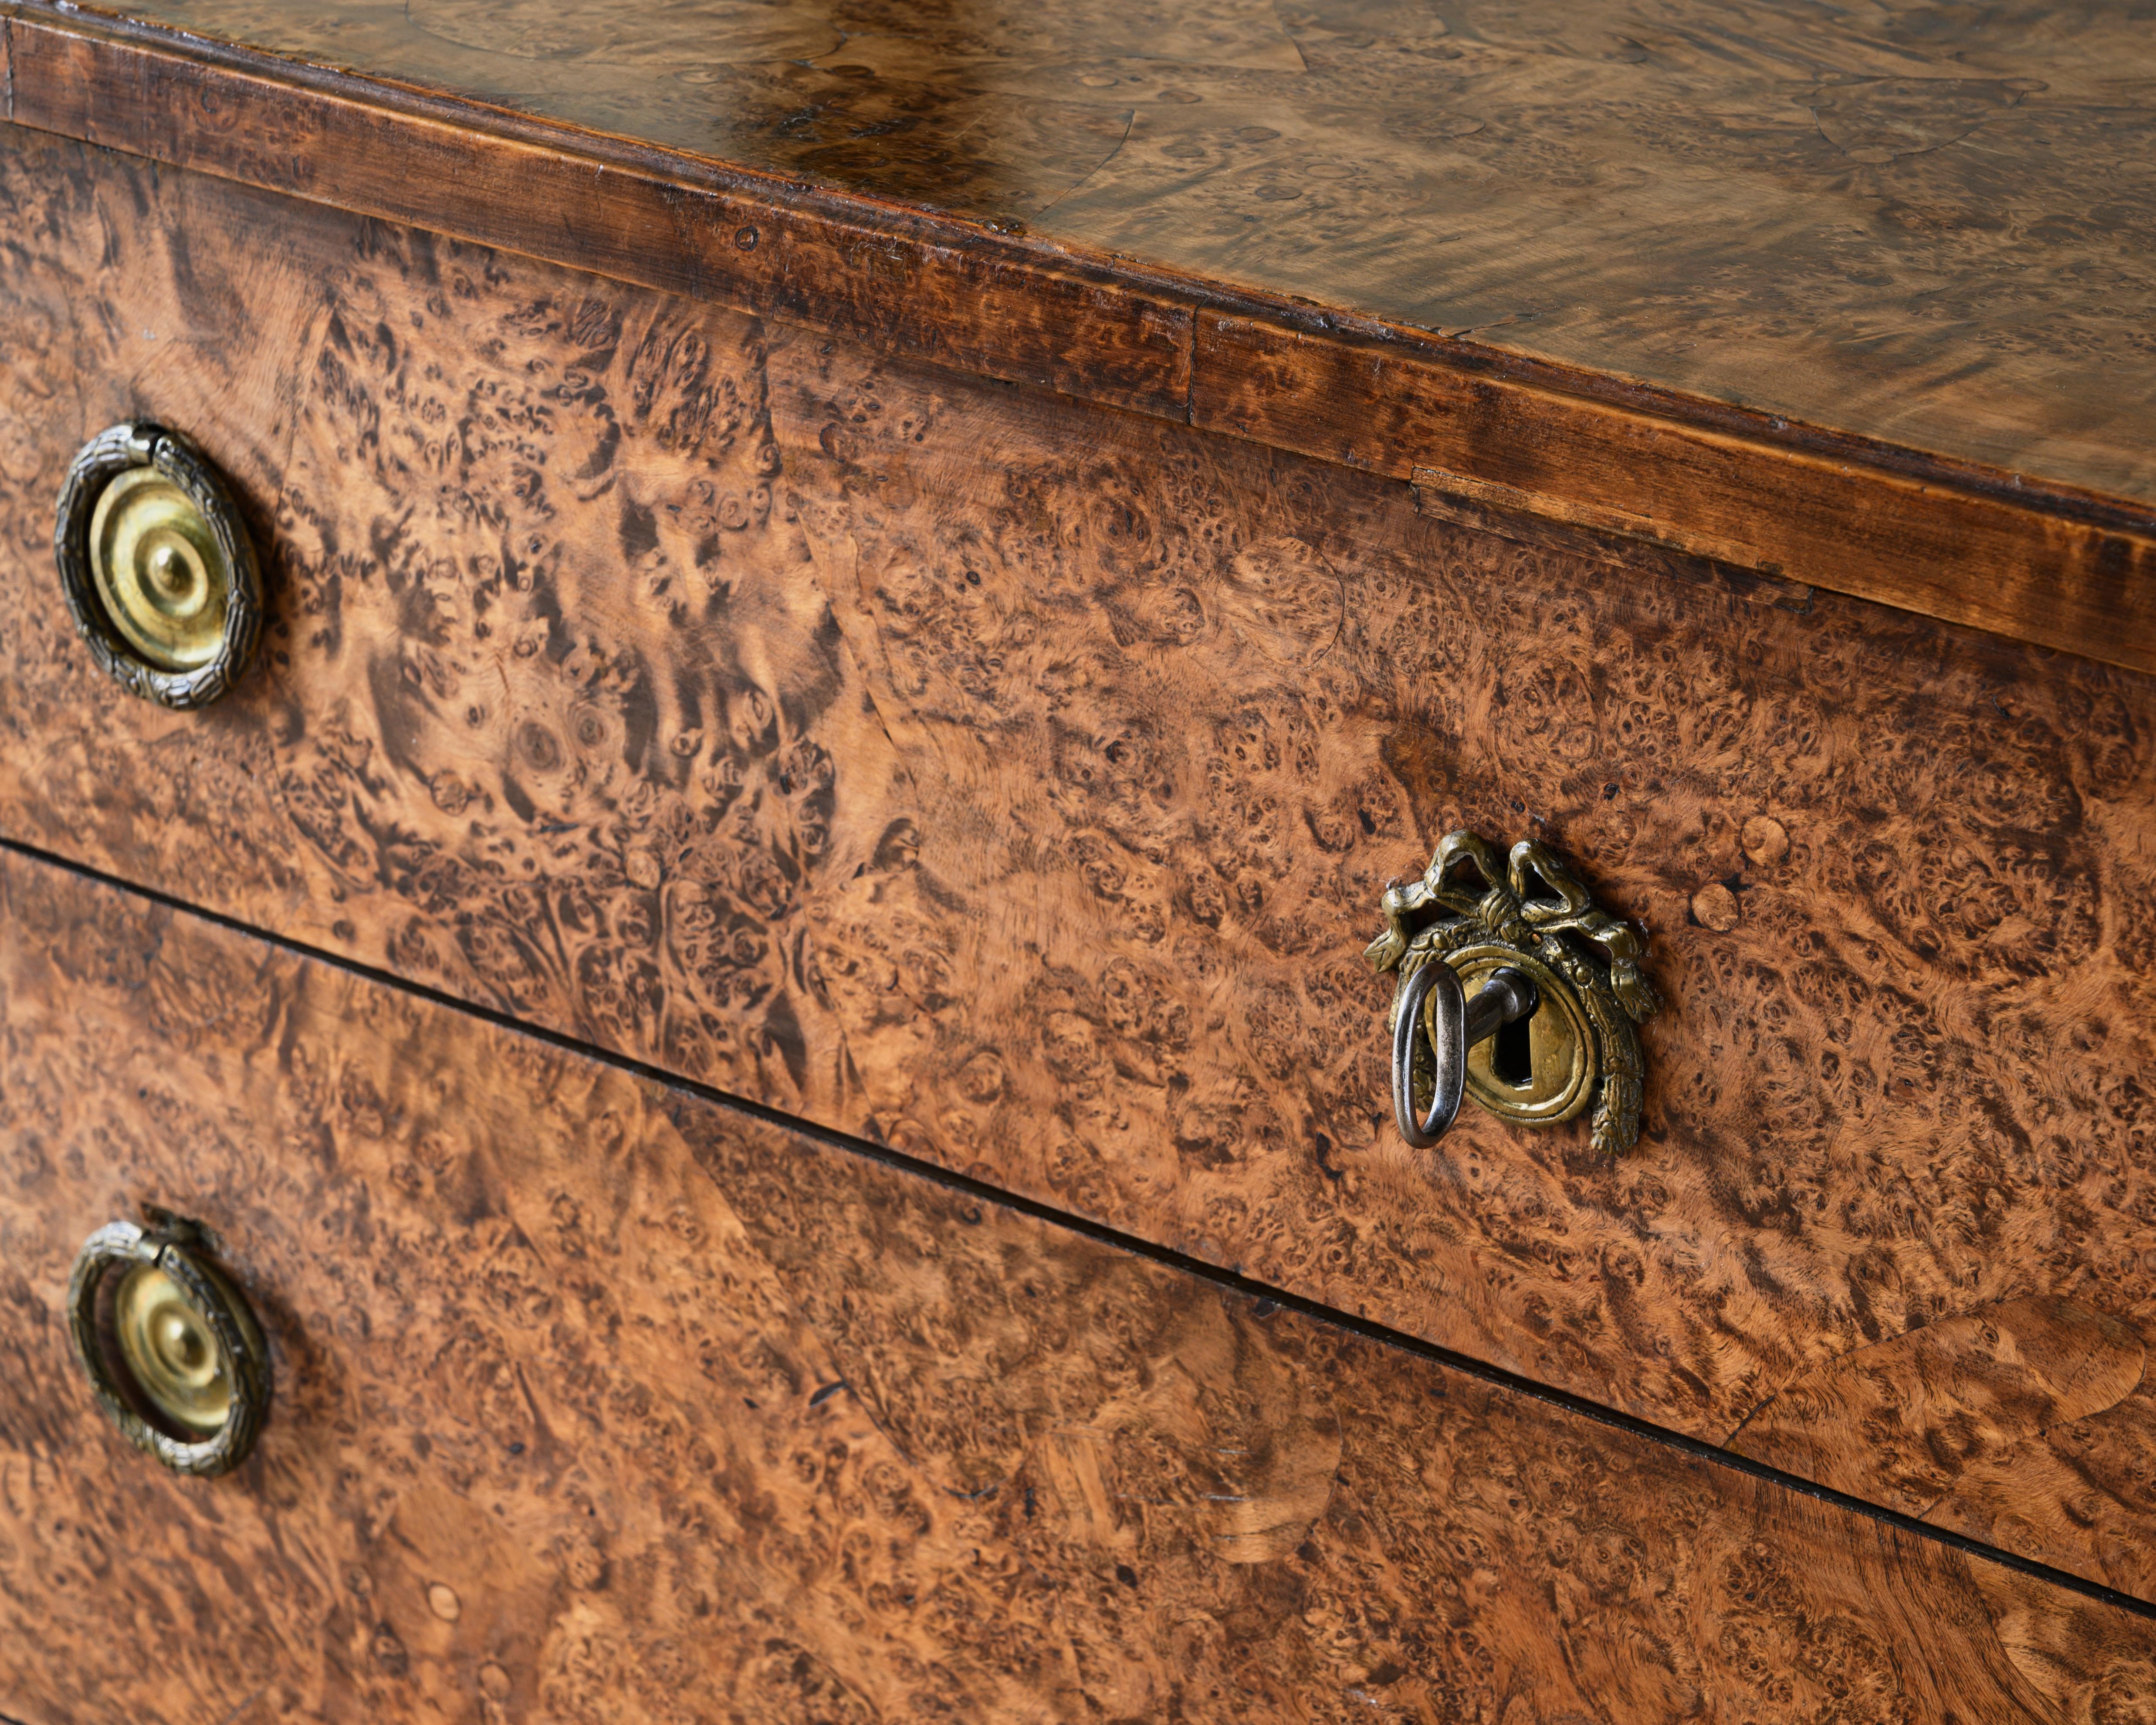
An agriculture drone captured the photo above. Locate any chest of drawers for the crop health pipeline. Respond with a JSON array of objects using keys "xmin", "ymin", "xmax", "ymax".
[{"xmin": 0, "ymin": 0, "xmax": 2153, "ymax": 1717}]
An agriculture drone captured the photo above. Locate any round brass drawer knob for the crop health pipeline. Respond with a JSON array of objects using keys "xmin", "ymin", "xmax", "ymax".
[
  {"xmin": 68, "ymin": 1216, "xmax": 270, "ymax": 1477},
  {"xmin": 54, "ymin": 423, "xmax": 264, "ymax": 708}
]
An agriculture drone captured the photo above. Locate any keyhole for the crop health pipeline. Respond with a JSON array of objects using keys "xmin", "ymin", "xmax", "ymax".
[{"xmin": 1493, "ymin": 1010, "xmax": 1535, "ymax": 1088}]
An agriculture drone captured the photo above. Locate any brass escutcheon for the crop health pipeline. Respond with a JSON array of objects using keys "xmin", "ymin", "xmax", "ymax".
[
  {"xmin": 1370, "ymin": 831, "xmax": 1658, "ymax": 1155},
  {"xmin": 1450, "ymin": 943, "xmax": 1597, "ymax": 1125},
  {"xmin": 68, "ymin": 1213, "xmax": 270, "ymax": 1478},
  {"xmin": 54, "ymin": 423, "xmax": 263, "ymax": 708}
]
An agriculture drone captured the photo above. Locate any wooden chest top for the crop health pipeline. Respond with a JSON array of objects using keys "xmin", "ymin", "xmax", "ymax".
[{"xmin": 3, "ymin": 0, "xmax": 2153, "ymax": 671}]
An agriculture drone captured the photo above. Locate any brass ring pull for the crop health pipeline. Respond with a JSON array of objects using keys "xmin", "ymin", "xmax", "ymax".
[
  {"xmin": 67, "ymin": 1215, "xmax": 270, "ymax": 1478},
  {"xmin": 1391, "ymin": 958, "xmax": 1538, "ymax": 1148},
  {"xmin": 53, "ymin": 422, "xmax": 264, "ymax": 708}
]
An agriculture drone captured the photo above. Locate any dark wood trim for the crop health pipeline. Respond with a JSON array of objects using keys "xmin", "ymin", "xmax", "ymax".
[
  {"xmin": 5, "ymin": 1, "xmax": 2155, "ymax": 675},
  {"xmin": 1198, "ymin": 314, "xmax": 2156, "ymax": 673},
  {"xmin": 0, "ymin": 8, "xmax": 1195, "ymax": 419}
]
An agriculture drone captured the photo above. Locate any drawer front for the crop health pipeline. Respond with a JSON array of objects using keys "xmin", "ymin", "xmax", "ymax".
[
  {"xmin": 0, "ymin": 846, "xmax": 2149, "ymax": 1718},
  {"xmin": 5, "ymin": 125, "xmax": 2156, "ymax": 1598}
]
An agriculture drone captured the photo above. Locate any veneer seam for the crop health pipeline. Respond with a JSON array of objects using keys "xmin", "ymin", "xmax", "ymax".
[{"xmin": 5, "ymin": 829, "xmax": 2151, "ymax": 1626}]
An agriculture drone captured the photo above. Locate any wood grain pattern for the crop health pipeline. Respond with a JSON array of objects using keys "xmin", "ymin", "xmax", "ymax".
[
  {"xmin": 1927, "ymin": 1385, "xmax": 2156, "ymax": 1607},
  {"xmin": 6, "ymin": 126, "xmax": 2156, "ymax": 1603},
  {"xmin": 1, "ymin": 844, "xmax": 2153, "ymax": 1721},
  {"xmin": 5, "ymin": 6, "xmax": 2156, "ymax": 674},
  {"xmin": 1199, "ymin": 316, "xmax": 2156, "ymax": 678},
  {"xmin": 1726, "ymin": 1297, "xmax": 2148, "ymax": 1518},
  {"xmin": 769, "ymin": 316, "xmax": 2156, "ymax": 1613},
  {"xmin": 11, "ymin": 0, "xmax": 2156, "ymax": 512}
]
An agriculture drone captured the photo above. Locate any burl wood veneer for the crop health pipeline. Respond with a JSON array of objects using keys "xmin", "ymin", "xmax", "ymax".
[
  {"xmin": 0, "ymin": 846, "xmax": 2151, "ymax": 1721},
  {"xmin": 4, "ymin": 124, "xmax": 2156, "ymax": 1609}
]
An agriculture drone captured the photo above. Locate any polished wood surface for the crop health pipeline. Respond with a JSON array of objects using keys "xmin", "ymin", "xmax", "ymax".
[
  {"xmin": 15, "ymin": 0, "xmax": 2156, "ymax": 512},
  {"xmin": 5, "ymin": 126, "xmax": 2156, "ymax": 1603},
  {"xmin": 0, "ymin": 844, "xmax": 2151, "ymax": 1719},
  {"xmin": 4, "ymin": 3, "xmax": 2155, "ymax": 674},
  {"xmin": 1727, "ymin": 1297, "xmax": 2156, "ymax": 1602}
]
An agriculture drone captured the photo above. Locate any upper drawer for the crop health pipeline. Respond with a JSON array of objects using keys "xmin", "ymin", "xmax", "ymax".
[{"xmin": 4, "ymin": 125, "xmax": 2156, "ymax": 1602}]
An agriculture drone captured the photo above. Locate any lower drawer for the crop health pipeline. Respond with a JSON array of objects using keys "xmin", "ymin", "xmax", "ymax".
[{"xmin": 0, "ymin": 845, "xmax": 2146, "ymax": 1719}]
